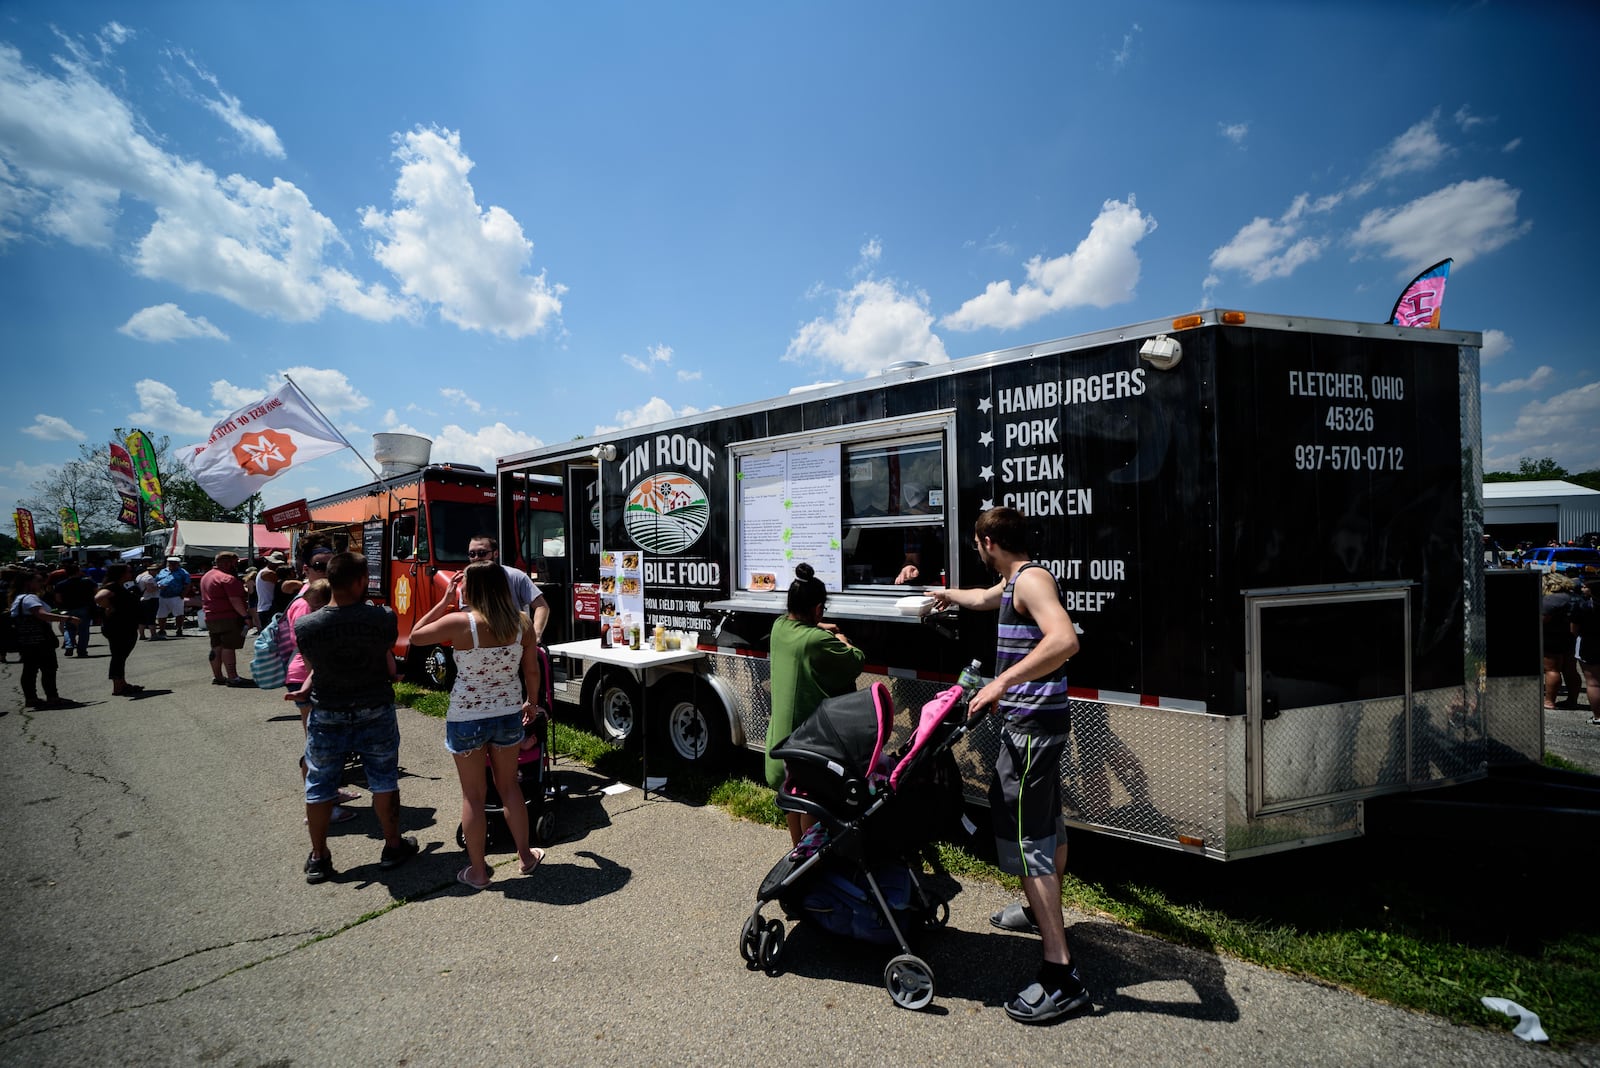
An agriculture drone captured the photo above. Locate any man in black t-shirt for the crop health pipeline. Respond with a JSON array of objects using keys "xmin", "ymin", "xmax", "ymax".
[
  {"xmin": 291, "ymin": 551, "xmax": 417, "ymax": 884},
  {"xmin": 52, "ymin": 563, "xmax": 98, "ymax": 658}
]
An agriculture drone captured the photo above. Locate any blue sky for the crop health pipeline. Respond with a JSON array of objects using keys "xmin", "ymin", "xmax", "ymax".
[{"xmin": 4, "ymin": 1, "xmax": 1597, "ymax": 537}]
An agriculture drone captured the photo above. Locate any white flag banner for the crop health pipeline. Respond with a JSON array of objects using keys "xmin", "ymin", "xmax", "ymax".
[{"xmin": 179, "ymin": 381, "xmax": 348, "ymax": 508}]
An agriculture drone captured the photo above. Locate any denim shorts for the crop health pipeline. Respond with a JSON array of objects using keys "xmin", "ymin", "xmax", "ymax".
[
  {"xmin": 445, "ymin": 712, "xmax": 525, "ymax": 755},
  {"xmin": 304, "ymin": 704, "xmax": 401, "ymax": 803}
]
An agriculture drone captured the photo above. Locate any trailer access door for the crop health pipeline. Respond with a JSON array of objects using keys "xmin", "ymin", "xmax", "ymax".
[{"xmin": 1246, "ymin": 585, "xmax": 1412, "ymax": 816}]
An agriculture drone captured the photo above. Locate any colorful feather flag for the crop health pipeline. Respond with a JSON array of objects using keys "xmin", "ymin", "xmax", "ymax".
[
  {"xmin": 1388, "ymin": 258, "xmax": 1452, "ymax": 329},
  {"xmin": 13, "ymin": 508, "xmax": 36, "ymax": 550},
  {"xmin": 125, "ymin": 430, "xmax": 166, "ymax": 526},
  {"xmin": 59, "ymin": 507, "xmax": 81, "ymax": 546},
  {"xmin": 109, "ymin": 442, "xmax": 144, "ymax": 528}
]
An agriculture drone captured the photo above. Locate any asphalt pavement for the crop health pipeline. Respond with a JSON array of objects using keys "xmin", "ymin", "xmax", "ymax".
[{"xmin": 1, "ymin": 632, "xmax": 1594, "ymax": 1066}]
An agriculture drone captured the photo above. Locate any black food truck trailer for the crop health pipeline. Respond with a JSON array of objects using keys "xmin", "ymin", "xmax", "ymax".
[{"xmin": 498, "ymin": 309, "xmax": 1542, "ymax": 859}]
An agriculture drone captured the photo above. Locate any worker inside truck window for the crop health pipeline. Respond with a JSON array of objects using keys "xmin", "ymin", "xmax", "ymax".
[
  {"xmin": 428, "ymin": 501, "xmax": 498, "ymax": 563},
  {"xmin": 842, "ymin": 439, "xmax": 945, "ymax": 587}
]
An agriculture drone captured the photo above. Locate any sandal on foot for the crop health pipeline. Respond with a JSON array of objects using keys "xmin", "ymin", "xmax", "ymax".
[
  {"xmin": 990, "ymin": 902, "xmax": 1040, "ymax": 934},
  {"xmin": 520, "ymin": 848, "xmax": 546, "ymax": 875},
  {"xmin": 334, "ymin": 789, "xmax": 361, "ymax": 804},
  {"xmin": 456, "ymin": 866, "xmax": 492, "ymax": 891},
  {"xmin": 328, "ymin": 805, "xmax": 358, "ymax": 824},
  {"xmin": 1005, "ymin": 981, "xmax": 1091, "ymax": 1024}
]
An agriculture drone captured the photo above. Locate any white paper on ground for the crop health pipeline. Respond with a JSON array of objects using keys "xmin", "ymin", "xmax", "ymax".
[
  {"xmin": 1480, "ymin": 997, "xmax": 1549, "ymax": 1042},
  {"xmin": 601, "ymin": 782, "xmax": 633, "ymax": 795}
]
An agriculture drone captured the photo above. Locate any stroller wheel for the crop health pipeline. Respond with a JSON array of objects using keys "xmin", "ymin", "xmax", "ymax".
[
  {"xmin": 739, "ymin": 914, "xmax": 762, "ymax": 965},
  {"xmin": 923, "ymin": 901, "xmax": 950, "ymax": 930},
  {"xmin": 454, "ymin": 823, "xmax": 467, "ymax": 850},
  {"xmin": 758, "ymin": 919, "xmax": 785, "ymax": 976},
  {"xmin": 534, "ymin": 809, "xmax": 558, "ymax": 846},
  {"xmin": 884, "ymin": 954, "xmax": 935, "ymax": 1010}
]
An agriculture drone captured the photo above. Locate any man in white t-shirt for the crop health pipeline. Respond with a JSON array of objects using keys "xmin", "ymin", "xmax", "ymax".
[
  {"xmin": 135, "ymin": 560, "xmax": 160, "ymax": 640},
  {"xmin": 465, "ymin": 536, "xmax": 547, "ymax": 641}
]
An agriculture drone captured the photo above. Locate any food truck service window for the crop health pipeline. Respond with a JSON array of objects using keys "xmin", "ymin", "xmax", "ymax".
[{"xmin": 733, "ymin": 419, "xmax": 950, "ymax": 595}]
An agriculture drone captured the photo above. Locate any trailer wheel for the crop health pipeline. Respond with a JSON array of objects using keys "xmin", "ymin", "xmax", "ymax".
[
  {"xmin": 590, "ymin": 674, "xmax": 642, "ymax": 748},
  {"xmin": 408, "ymin": 644, "xmax": 456, "ymax": 691},
  {"xmin": 657, "ymin": 677, "xmax": 732, "ymax": 768}
]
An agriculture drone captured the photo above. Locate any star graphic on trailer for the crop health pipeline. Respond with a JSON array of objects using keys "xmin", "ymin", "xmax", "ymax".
[
  {"xmin": 980, "ymin": 465, "xmax": 994, "ymax": 480},
  {"xmin": 978, "ymin": 396, "xmax": 992, "ymax": 414},
  {"xmin": 978, "ymin": 430, "xmax": 993, "ymax": 447}
]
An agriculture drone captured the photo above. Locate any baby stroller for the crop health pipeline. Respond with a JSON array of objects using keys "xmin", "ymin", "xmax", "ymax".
[
  {"xmin": 739, "ymin": 681, "xmax": 976, "ymax": 1010},
  {"xmin": 455, "ymin": 647, "xmax": 563, "ymax": 850}
]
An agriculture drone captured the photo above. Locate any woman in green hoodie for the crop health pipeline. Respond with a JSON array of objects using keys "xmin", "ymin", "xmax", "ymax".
[{"xmin": 765, "ymin": 562, "xmax": 866, "ymax": 846}]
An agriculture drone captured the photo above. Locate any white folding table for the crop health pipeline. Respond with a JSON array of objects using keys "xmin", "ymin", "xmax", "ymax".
[{"xmin": 546, "ymin": 638, "xmax": 707, "ymax": 798}]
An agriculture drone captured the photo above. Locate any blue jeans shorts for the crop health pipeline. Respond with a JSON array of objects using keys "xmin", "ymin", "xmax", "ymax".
[
  {"xmin": 445, "ymin": 712, "xmax": 525, "ymax": 755},
  {"xmin": 304, "ymin": 703, "xmax": 401, "ymax": 804}
]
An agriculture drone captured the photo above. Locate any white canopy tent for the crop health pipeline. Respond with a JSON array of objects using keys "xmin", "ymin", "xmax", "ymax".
[{"xmin": 146, "ymin": 521, "xmax": 291, "ymax": 561}]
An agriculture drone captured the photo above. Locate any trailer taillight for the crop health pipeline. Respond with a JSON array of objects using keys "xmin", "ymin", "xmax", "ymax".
[
  {"xmin": 1171, "ymin": 314, "xmax": 1204, "ymax": 330},
  {"xmin": 1220, "ymin": 311, "xmax": 1247, "ymax": 325}
]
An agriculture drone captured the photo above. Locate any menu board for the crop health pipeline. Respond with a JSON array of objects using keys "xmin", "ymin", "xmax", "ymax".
[
  {"xmin": 362, "ymin": 521, "xmax": 385, "ymax": 596},
  {"xmin": 599, "ymin": 550, "xmax": 646, "ymax": 645},
  {"xmin": 739, "ymin": 444, "xmax": 842, "ymax": 591}
]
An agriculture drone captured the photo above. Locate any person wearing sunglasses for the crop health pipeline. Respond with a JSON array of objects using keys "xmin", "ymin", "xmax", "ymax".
[{"xmin": 464, "ymin": 536, "xmax": 548, "ymax": 643}]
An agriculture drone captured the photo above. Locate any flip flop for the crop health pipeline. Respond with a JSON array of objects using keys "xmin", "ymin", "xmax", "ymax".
[
  {"xmin": 990, "ymin": 902, "xmax": 1040, "ymax": 934},
  {"xmin": 335, "ymin": 789, "xmax": 361, "ymax": 804},
  {"xmin": 1004, "ymin": 981, "xmax": 1091, "ymax": 1024},
  {"xmin": 519, "ymin": 848, "xmax": 546, "ymax": 875},
  {"xmin": 456, "ymin": 866, "xmax": 492, "ymax": 891}
]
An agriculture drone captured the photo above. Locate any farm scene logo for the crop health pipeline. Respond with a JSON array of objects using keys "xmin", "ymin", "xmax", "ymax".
[{"xmin": 624, "ymin": 472, "xmax": 710, "ymax": 553}]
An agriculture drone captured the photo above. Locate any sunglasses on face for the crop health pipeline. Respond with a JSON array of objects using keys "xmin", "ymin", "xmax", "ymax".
[
  {"xmin": 467, "ymin": 549, "xmax": 493, "ymax": 559},
  {"xmin": 308, "ymin": 559, "xmax": 330, "ymax": 571}
]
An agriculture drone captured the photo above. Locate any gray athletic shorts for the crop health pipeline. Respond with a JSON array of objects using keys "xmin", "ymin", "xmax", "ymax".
[{"xmin": 989, "ymin": 722, "xmax": 1070, "ymax": 877}]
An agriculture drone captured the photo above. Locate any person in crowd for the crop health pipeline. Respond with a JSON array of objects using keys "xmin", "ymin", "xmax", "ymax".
[
  {"xmin": 411, "ymin": 562, "xmax": 546, "ymax": 890},
  {"xmin": 135, "ymin": 560, "xmax": 160, "ymax": 641},
  {"xmin": 932, "ymin": 506, "xmax": 1089, "ymax": 1025},
  {"xmin": 154, "ymin": 556, "xmax": 189, "ymax": 638},
  {"xmin": 255, "ymin": 553, "xmax": 284, "ymax": 629},
  {"xmin": 53, "ymin": 562, "xmax": 97, "ymax": 658},
  {"xmin": 1569, "ymin": 577, "xmax": 1599, "ymax": 723},
  {"xmin": 1542, "ymin": 571, "xmax": 1583, "ymax": 710},
  {"xmin": 94, "ymin": 563, "xmax": 144, "ymax": 697},
  {"xmin": 764, "ymin": 562, "xmax": 866, "ymax": 847},
  {"xmin": 465, "ymin": 536, "xmax": 549, "ymax": 641},
  {"xmin": 9, "ymin": 571, "xmax": 77, "ymax": 709},
  {"xmin": 290, "ymin": 551, "xmax": 417, "ymax": 884},
  {"xmin": 0, "ymin": 565, "xmax": 21, "ymax": 664},
  {"xmin": 280, "ymin": 538, "xmax": 360, "ymax": 824},
  {"xmin": 200, "ymin": 551, "xmax": 253, "ymax": 687}
]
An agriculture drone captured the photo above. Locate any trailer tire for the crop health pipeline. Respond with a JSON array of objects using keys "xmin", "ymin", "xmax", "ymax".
[
  {"xmin": 589, "ymin": 672, "xmax": 642, "ymax": 748},
  {"xmin": 407, "ymin": 644, "xmax": 456, "ymax": 691},
  {"xmin": 656, "ymin": 676, "xmax": 733, "ymax": 768}
]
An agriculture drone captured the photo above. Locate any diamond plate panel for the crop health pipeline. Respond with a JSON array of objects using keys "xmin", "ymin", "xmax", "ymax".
[{"xmin": 1411, "ymin": 684, "xmax": 1485, "ymax": 781}]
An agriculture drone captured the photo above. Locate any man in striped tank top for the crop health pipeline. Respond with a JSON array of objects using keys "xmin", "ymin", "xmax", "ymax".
[{"xmin": 932, "ymin": 506, "xmax": 1089, "ymax": 1024}]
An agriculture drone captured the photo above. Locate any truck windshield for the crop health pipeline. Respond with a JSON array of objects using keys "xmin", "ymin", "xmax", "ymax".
[{"xmin": 429, "ymin": 501, "xmax": 499, "ymax": 563}]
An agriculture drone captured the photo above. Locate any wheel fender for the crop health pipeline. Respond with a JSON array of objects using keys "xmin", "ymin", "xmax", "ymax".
[{"xmin": 656, "ymin": 669, "xmax": 743, "ymax": 748}]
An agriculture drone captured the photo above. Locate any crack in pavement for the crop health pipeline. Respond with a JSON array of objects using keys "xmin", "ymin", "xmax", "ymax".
[{"xmin": 18, "ymin": 709, "xmax": 143, "ymax": 802}]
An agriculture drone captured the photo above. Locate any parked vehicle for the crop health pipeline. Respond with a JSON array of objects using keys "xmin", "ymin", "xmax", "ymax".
[
  {"xmin": 287, "ymin": 434, "xmax": 562, "ymax": 688},
  {"xmin": 498, "ymin": 309, "xmax": 1536, "ymax": 859},
  {"xmin": 1523, "ymin": 546, "xmax": 1600, "ymax": 580}
]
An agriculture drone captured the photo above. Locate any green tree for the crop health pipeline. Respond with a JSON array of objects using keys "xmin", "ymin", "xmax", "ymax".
[{"xmin": 1484, "ymin": 456, "xmax": 1570, "ymax": 483}]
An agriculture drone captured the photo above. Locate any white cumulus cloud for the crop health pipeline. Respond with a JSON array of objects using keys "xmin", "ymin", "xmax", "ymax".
[
  {"xmin": 1219, "ymin": 122, "xmax": 1249, "ymax": 146},
  {"xmin": 209, "ymin": 367, "xmax": 369, "ymax": 418},
  {"xmin": 440, "ymin": 387, "xmax": 482, "ymax": 413},
  {"xmin": 170, "ymin": 48, "xmax": 285, "ymax": 159},
  {"xmin": 1375, "ymin": 110, "xmax": 1450, "ymax": 179},
  {"xmin": 0, "ymin": 36, "xmax": 412, "ymax": 325},
  {"xmin": 363, "ymin": 126, "xmax": 565, "ymax": 339},
  {"xmin": 594, "ymin": 397, "xmax": 706, "ymax": 434},
  {"xmin": 942, "ymin": 198, "xmax": 1157, "ymax": 332},
  {"xmin": 1349, "ymin": 177, "xmax": 1532, "ymax": 272},
  {"xmin": 1484, "ymin": 366, "xmax": 1554, "ymax": 394},
  {"xmin": 1209, "ymin": 214, "xmax": 1325, "ymax": 284},
  {"xmin": 129, "ymin": 379, "xmax": 214, "ymax": 436},
  {"xmin": 1480, "ymin": 329, "xmax": 1512, "ymax": 363},
  {"xmin": 21, "ymin": 414, "xmax": 85, "ymax": 441},
  {"xmin": 118, "ymin": 303, "xmax": 228, "ymax": 342},
  {"xmin": 788, "ymin": 276, "xmax": 949, "ymax": 374},
  {"xmin": 1485, "ymin": 381, "xmax": 1600, "ymax": 473}
]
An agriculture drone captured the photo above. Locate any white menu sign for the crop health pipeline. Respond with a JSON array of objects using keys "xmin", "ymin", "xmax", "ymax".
[{"xmin": 739, "ymin": 444, "xmax": 842, "ymax": 591}]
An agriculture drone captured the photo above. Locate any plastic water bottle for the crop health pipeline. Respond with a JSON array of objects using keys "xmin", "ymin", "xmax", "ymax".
[{"xmin": 957, "ymin": 658, "xmax": 983, "ymax": 697}]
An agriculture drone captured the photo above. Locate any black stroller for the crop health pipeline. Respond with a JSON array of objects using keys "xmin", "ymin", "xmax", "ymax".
[
  {"xmin": 740, "ymin": 681, "xmax": 976, "ymax": 1010},
  {"xmin": 454, "ymin": 647, "xmax": 563, "ymax": 850}
]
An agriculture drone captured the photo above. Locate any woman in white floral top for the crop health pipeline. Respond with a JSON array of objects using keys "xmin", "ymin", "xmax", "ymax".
[{"xmin": 411, "ymin": 562, "xmax": 544, "ymax": 890}]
